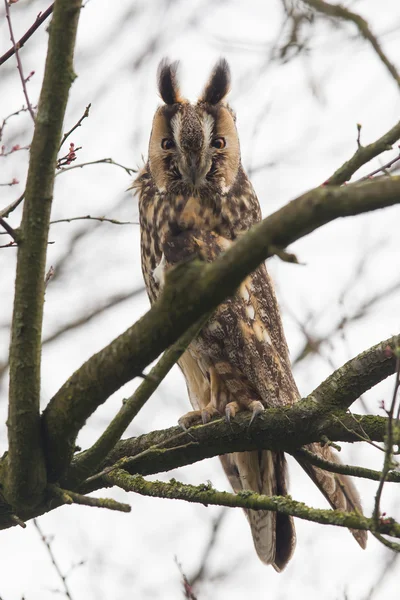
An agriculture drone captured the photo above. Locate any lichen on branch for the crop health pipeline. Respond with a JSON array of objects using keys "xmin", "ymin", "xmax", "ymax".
[{"xmin": 107, "ymin": 470, "xmax": 400, "ymax": 541}]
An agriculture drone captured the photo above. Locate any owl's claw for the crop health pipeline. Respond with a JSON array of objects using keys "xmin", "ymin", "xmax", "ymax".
[
  {"xmin": 249, "ymin": 400, "xmax": 264, "ymax": 425},
  {"xmin": 225, "ymin": 401, "xmax": 240, "ymax": 424},
  {"xmin": 178, "ymin": 410, "xmax": 202, "ymax": 431},
  {"xmin": 179, "ymin": 405, "xmax": 221, "ymax": 430}
]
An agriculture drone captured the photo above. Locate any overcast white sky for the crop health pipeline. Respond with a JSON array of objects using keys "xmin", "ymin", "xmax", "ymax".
[{"xmin": 1, "ymin": 1, "xmax": 400, "ymax": 598}]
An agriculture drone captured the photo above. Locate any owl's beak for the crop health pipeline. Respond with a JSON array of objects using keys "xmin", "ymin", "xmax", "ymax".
[
  {"xmin": 187, "ymin": 154, "xmax": 199, "ymax": 185},
  {"xmin": 180, "ymin": 153, "xmax": 203, "ymax": 187}
]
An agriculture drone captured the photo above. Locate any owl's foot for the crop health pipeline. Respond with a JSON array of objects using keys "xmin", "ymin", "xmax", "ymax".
[
  {"xmin": 178, "ymin": 404, "xmax": 221, "ymax": 430},
  {"xmin": 225, "ymin": 399, "xmax": 264, "ymax": 426}
]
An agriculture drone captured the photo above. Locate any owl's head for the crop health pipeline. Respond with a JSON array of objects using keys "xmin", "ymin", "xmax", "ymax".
[{"xmin": 148, "ymin": 59, "xmax": 240, "ymax": 196}]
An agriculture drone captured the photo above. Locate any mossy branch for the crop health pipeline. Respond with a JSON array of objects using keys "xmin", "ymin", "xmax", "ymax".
[
  {"xmin": 47, "ymin": 485, "xmax": 130, "ymax": 513},
  {"xmin": 309, "ymin": 335, "xmax": 400, "ymax": 410},
  {"xmin": 107, "ymin": 471, "xmax": 400, "ymax": 540},
  {"xmin": 6, "ymin": 0, "xmax": 83, "ymax": 511},
  {"xmin": 42, "ymin": 177, "xmax": 400, "ymax": 482}
]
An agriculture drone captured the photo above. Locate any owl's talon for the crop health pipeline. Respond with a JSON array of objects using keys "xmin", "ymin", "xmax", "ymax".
[
  {"xmin": 202, "ymin": 410, "xmax": 211, "ymax": 424},
  {"xmin": 178, "ymin": 410, "xmax": 202, "ymax": 430},
  {"xmin": 225, "ymin": 401, "xmax": 240, "ymax": 423},
  {"xmin": 249, "ymin": 401, "xmax": 264, "ymax": 425}
]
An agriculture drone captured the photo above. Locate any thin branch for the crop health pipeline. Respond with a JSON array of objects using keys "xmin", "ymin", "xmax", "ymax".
[
  {"xmin": 292, "ymin": 447, "xmax": 400, "ymax": 483},
  {"xmin": 325, "ymin": 120, "xmax": 400, "ymax": 185},
  {"xmin": 6, "ymin": 0, "xmax": 84, "ymax": 511},
  {"xmin": 0, "ymin": 106, "xmax": 32, "ymax": 143},
  {"xmin": 176, "ymin": 558, "xmax": 198, "ymax": 600},
  {"xmin": 303, "ymin": 0, "xmax": 400, "ymax": 90},
  {"xmin": 357, "ymin": 151, "xmax": 400, "ymax": 182},
  {"xmin": 56, "ymin": 157, "xmax": 137, "ymax": 176},
  {"xmin": 364, "ymin": 550, "xmax": 400, "ymax": 599},
  {"xmin": 0, "ymin": 216, "xmax": 19, "ymax": 243},
  {"xmin": 0, "ymin": 4, "xmax": 54, "ymax": 67},
  {"xmin": 4, "ymin": 0, "xmax": 36, "ymax": 122},
  {"xmin": 309, "ymin": 335, "xmax": 400, "ymax": 410},
  {"xmin": 50, "ymin": 215, "xmax": 138, "ymax": 226},
  {"xmin": 68, "ymin": 316, "xmax": 211, "ymax": 484},
  {"xmin": 373, "ymin": 354, "xmax": 400, "ymax": 526},
  {"xmin": 42, "ymin": 177, "xmax": 400, "ymax": 481},
  {"xmin": 107, "ymin": 470, "xmax": 400, "ymax": 539},
  {"xmin": 59, "ymin": 103, "xmax": 91, "ymax": 150},
  {"xmin": 189, "ymin": 510, "xmax": 227, "ymax": 587},
  {"xmin": 33, "ymin": 519, "xmax": 74, "ymax": 600},
  {"xmin": 47, "ymin": 485, "xmax": 130, "ymax": 512}
]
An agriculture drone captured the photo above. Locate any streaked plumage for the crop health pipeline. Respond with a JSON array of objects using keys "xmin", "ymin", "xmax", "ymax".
[{"xmin": 134, "ymin": 59, "xmax": 367, "ymax": 569}]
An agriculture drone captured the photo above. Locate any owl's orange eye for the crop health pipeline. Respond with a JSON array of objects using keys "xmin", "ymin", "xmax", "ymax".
[
  {"xmin": 211, "ymin": 137, "xmax": 226, "ymax": 149},
  {"xmin": 161, "ymin": 138, "xmax": 175, "ymax": 150}
]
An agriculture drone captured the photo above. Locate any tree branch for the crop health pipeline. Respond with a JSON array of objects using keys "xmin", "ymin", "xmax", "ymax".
[
  {"xmin": 107, "ymin": 470, "xmax": 400, "ymax": 539},
  {"xmin": 292, "ymin": 448, "xmax": 400, "ymax": 483},
  {"xmin": 325, "ymin": 119, "xmax": 400, "ymax": 185},
  {"xmin": 6, "ymin": 0, "xmax": 83, "ymax": 511},
  {"xmin": 302, "ymin": 0, "xmax": 400, "ymax": 90},
  {"xmin": 310, "ymin": 335, "xmax": 400, "ymax": 410},
  {"xmin": 68, "ymin": 317, "xmax": 210, "ymax": 485},
  {"xmin": 42, "ymin": 176, "xmax": 400, "ymax": 481},
  {"xmin": 0, "ymin": 4, "xmax": 54, "ymax": 67}
]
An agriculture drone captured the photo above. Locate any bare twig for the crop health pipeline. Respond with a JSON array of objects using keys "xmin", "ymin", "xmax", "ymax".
[
  {"xmin": 0, "ymin": 4, "xmax": 54, "ymax": 67},
  {"xmin": 0, "ymin": 106, "xmax": 32, "ymax": 142},
  {"xmin": 356, "ymin": 123, "xmax": 362, "ymax": 148},
  {"xmin": 0, "ymin": 178, "xmax": 19, "ymax": 187},
  {"xmin": 33, "ymin": 519, "xmax": 74, "ymax": 600},
  {"xmin": 292, "ymin": 447, "xmax": 400, "ymax": 483},
  {"xmin": 47, "ymin": 485, "xmax": 131, "ymax": 512},
  {"xmin": 324, "ymin": 120, "xmax": 400, "ymax": 185},
  {"xmin": 190, "ymin": 510, "xmax": 227, "ymax": 588},
  {"xmin": 0, "ymin": 144, "xmax": 30, "ymax": 157},
  {"xmin": 373, "ymin": 353, "xmax": 400, "ymax": 526},
  {"xmin": 357, "ymin": 150, "xmax": 400, "ymax": 182},
  {"xmin": 50, "ymin": 215, "xmax": 138, "ymax": 226},
  {"xmin": 364, "ymin": 550, "xmax": 400, "ymax": 599},
  {"xmin": 59, "ymin": 104, "xmax": 91, "ymax": 150},
  {"xmin": 42, "ymin": 288, "xmax": 144, "ymax": 345},
  {"xmin": 56, "ymin": 157, "xmax": 137, "ymax": 176},
  {"xmin": 175, "ymin": 558, "xmax": 198, "ymax": 600},
  {"xmin": 4, "ymin": 0, "xmax": 36, "ymax": 122},
  {"xmin": 303, "ymin": 0, "xmax": 400, "ymax": 90},
  {"xmin": 0, "ymin": 216, "xmax": 19, "ymax": 243},
  {"xmin": 45, "ymin": 265, "xmax": 55, "ymax": 288}
]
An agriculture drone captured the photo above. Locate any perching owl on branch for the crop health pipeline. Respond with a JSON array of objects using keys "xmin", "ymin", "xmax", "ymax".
[{"xmin": 135, "ymin": 59, "xmax": 367, "ymax": 570}]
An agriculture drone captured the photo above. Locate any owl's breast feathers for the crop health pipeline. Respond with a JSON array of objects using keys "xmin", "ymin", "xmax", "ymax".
[{"xmin": 163, "ymin": 228, "xmax": 299, "ymax": 410}]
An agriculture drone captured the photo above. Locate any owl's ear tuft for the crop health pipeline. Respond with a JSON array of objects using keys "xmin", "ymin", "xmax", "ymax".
[
  {"xmin": 157, "ymin": 59, "xmax": 182, "ymax": 105},
  {"xmin": 201, "ymin": 59, "xmax": 231, "ymax": 105}
]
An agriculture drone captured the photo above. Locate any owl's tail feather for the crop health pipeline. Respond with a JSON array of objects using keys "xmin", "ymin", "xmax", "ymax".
[
  {"xmin": 296, "ymin": 443, "xmax": 367, "ymax": 549},
  {"xmin": 219, "ymin": 450, "xmax": 296, "ymax": 571}
]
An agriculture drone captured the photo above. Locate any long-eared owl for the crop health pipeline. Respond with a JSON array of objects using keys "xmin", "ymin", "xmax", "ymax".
[{"xmin": 134, "ymin": 59, "xmax": 367, "ymax": 570}]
